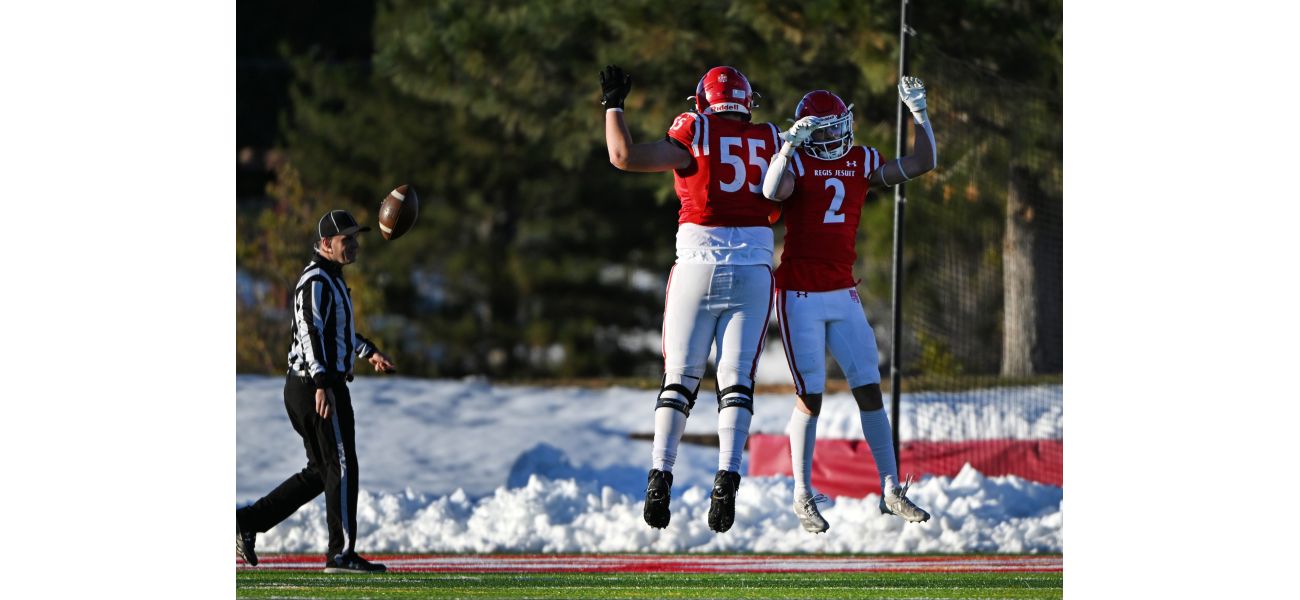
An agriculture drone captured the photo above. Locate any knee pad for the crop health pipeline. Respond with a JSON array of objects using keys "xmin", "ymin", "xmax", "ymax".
[
  {"xmin": 656, "ymin": 375, "xmax": 699, "ymax": 416},
  {"xmin": 717, "ymin": 384, "xmax": 754, "ymax": 414},
  {"xmin": 858, "ymin": 383, "xmax": 884, "ymax": 412}
]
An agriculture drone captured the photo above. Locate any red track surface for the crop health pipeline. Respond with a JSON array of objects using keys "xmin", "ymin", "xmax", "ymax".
[{"xmin": 239, "ymin": 554, "xmax": 1062, "ymax": 573}]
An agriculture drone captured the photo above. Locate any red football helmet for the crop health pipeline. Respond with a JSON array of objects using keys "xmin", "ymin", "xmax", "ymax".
[
  {"xmin": 795, "ymin": 90, "xmax": 854, "ymax": 160},
  {"xmin": 692, "ymin": 66, "xmax": 757, "ymax": 118}
]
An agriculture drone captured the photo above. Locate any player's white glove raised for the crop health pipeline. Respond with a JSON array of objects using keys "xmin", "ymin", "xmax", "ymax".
[
  {"xmin": 898, "ymin": 76, "xmax": 927, "ymax": 113},
  {"xmin": 780, "ymin": 115, "xmax": 822, "ymax": 146}
]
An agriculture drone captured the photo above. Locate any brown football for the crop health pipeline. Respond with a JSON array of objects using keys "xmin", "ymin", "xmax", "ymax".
[{"xmin": 378, "ymin": 184, "xmax": 420, "ymax": 240}]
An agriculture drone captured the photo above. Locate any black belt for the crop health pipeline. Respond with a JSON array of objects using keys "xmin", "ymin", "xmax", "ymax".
[{"xmin": 286, "ymin": 372, "xmax": 352, "ymax": 385}]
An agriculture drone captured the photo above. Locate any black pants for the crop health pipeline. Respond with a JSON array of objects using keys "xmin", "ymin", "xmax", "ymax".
[{"xmin": 237, "ymin": 375, "xmax": 359, "ymax": 559}]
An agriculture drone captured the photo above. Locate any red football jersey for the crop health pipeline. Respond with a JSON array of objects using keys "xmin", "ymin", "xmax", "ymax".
[
  {"xmin": 666, "ymin": 112, "xmax": 783, "ymax": 227},
  {"xmin": 774, "ymin": 145, "xmax": 887, "ymax": 291}
]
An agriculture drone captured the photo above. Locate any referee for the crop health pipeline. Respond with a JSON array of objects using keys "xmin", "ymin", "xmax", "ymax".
[{"xmin": 237, "ymin": 209, "xmax": 397, "ymax": 574}]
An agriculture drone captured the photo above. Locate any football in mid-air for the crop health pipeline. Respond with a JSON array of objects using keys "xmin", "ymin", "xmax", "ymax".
[{"xmin": 378, "ymin": 184, "xmax": 419, "ymax": 240}]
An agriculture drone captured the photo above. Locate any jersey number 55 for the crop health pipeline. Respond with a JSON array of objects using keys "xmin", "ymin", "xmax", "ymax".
[{"xmin": 717, "ymin": 136, "xmax": 770, "ymax": 194}]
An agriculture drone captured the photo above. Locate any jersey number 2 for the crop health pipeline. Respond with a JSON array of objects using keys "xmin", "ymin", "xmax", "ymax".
[
  {"xmin": 719, "ymin": 136, "xmax": 769, "ymax": 194},
  {"xmin": 823, "ymin": 178, "xmax": 846, "ymax": 223}
]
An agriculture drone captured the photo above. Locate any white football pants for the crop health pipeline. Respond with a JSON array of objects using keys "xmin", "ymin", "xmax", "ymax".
[
  {"xmin": 775, "ymin": 287, "xmax": 882, "ymax": 396},
  {"xmin": 661, "ymin": 263, "xmax": 774, "ymax": 396}
]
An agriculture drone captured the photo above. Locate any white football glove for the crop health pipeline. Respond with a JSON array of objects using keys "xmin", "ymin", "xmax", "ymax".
[
  {"xmin": 780, "ymin": 115, "xmax": 822, "ymax": 146},
  {"xmin": 898, "ymin": 76, "xmax": 927, "ymax": 113}
]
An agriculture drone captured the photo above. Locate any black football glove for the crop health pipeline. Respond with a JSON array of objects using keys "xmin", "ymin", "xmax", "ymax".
[{"xmin": 600, "ymin": 64, "xmax": 632, "ymax": 109}]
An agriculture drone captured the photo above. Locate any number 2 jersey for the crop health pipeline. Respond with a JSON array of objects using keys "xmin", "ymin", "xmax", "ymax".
[
  {"xmin": 774, "ymin": 145, "xmax": 888, "ymax": 291},
  {"xmin": 666, "ymin": 111, "xmax": 782, "ymax": 265}
]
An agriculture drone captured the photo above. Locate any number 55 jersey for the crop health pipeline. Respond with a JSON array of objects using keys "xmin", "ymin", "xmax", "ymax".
[
  {"xmin": 775, "ymin": 145, "xmax": 887, "ymax": 291},
  {"xmin": 666, "ymin": 111, "xmax": 782, "ymax": 265}
]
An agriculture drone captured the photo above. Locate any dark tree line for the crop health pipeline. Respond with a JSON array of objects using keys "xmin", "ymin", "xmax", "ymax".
[{"xmin": 236, "ymin": 0, "xmax": 1062, "ymax": 381}]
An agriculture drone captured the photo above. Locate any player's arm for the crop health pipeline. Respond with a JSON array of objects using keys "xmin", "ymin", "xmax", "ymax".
[
  {"xmin": 762, "ymin": 116, "xmax": 821, "ymax": 201},
  {"xmin": 760, "ymin": 152, "xmax": 796, "ymax": 202},
  {"xmin": 605, "ymin": 113, "xmax": 692, "ymax": 172},
  {"xmin": 870, "ymin": 76, "xmax": 938, "ymax": 188},
  {"xmin": 601, "ymin": 65, "xmax": 692, "ymax": 172}
]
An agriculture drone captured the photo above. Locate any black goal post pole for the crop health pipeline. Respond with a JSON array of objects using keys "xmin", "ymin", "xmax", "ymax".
[{"xmin": 889, "ymin": 0, "xmax": 913, "ymax": 472}]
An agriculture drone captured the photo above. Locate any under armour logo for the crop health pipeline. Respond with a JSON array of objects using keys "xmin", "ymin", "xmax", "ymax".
[
  {"xmin": 796, "ymin": 291, "xmax": 809, "ymax": 298},
  {"xmin": 846, "ymin": 161, "xmax": 858, "ymax": 167},
  {"xmin": 718, "ymin": 74, "xmax": 729, "ymax": 83}
]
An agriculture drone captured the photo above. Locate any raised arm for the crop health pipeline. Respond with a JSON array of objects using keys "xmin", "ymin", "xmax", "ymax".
[
  {"xmin": 601, "ymin": 65, "xmax": 692, "ymax": 172},
  {"xmin": 762, "ymin": 116, "xmax": 821, "ymax": 201},
  {"xmin": 870, "ymin": 76, "xmax": 938, "ymax": 188}
]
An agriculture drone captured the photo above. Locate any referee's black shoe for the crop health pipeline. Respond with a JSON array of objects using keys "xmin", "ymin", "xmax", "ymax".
[
  {"xmin": 643, "ymin": 468, "xmax": 673, "ymax": 529},
  {"xmin": 324, "ymin": 552, "xmax": 388, "ymax": 574},
  {"xmin": 708, "ymin": 470, "xmax": 742, "ymax": 533},
  {"xmin": 236, "ymin": 525, "xmax": 258, "ymax": 566}
]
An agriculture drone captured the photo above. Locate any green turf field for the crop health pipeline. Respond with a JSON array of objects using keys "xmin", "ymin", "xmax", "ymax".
[{"xmin": 236, "ymin": 571, "xmax": 1063, "ymax": 599}]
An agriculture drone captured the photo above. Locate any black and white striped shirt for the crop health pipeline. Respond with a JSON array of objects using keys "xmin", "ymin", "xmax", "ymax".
[{"xmin": 286, "ymin": 254, "xmax": 378, "ymax": 387}]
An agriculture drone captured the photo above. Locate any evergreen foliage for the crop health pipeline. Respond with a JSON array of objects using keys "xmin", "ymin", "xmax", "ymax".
[{"xmin": 235, "ymin": 0, "xmax": 1062, "ymax": 379}]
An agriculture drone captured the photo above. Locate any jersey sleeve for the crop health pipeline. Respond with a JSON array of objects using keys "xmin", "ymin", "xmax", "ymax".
[
  {"xmin": 863, "ymin": 146, "xmax": 886, "ymax": 178},
  {"xmin": 294, "ymin": 278, "xmax": 331, "ymax": 383},
  {"xmin": 354, "ymin": 332, "xmax": 377, "ymax": 359},
  {"xmin": 666, "ymin": 112, "xmax": 705, "ymax": 157}
]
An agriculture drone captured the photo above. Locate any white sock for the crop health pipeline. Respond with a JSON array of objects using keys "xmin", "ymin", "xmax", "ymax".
[
  {"xmin": 717, "ymin": 406, "xmax": 752, "ymax": 473},
  {"xmin": 651, "ymin": 407, "xmax": 688, "ymax": 472},
  {"xmin": 787, "ymin": 409, "xmax": 817, "ymax": 498},
  {"xmin": 859, "ymin": 409, "xmax": 899, "ymax": 492}
]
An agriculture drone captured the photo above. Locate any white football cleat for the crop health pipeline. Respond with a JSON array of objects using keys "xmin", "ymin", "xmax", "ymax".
[
  {"xmin": 880, "ymin": 474, "xmax": 931, "ymax": 523},
  {"xmin": 793, "ymin": 491, "xmax": 831, "ymax": 533}
]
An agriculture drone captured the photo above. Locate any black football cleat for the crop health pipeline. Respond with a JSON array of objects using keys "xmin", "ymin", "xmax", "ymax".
[
  {"xmin": 643, "ymin": 468, "xmax": 673, "ymax": 529},
  {"xmin": 324, "ymin": 552, "xmax": 388, "ymax": 574},
  {"xmin": 708, "ymin": 470, "xmax": 742, "ymax": 533},
  {"xmin": 236, "ymin": 524, "xmax": 258, "ymax": 566}
]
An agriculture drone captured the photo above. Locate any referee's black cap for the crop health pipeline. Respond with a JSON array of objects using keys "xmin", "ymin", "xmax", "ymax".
[{"xmin": 317, "ymin": 210, "xmax": 371, "ymax": 238}]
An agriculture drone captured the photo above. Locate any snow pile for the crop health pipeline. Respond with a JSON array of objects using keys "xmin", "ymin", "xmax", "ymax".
[
  {"xmin": 254, "ymin": 463, "xmax": 1061, "ymax": 554},
  {"xmin": 237, "ymin": 376, "xmax": 1062, "ymax": 554}
]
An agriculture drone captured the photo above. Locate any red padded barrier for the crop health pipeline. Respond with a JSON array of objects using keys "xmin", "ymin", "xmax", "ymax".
[{"xmin": 748, "ymin": 435, "xmax": 1062, "ymax": 498}]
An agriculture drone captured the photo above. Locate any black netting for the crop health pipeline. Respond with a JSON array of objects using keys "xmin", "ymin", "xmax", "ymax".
[{"xmin": 881, "ymin": 49, "xmax": 1062, "ymax": 485}]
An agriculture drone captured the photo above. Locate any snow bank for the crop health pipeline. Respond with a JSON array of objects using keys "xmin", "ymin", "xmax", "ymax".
[
  {"xmin": 251, "ymin": 463, "xmax": 1061, "ymax": 554},
  {"xmin": 237, "ymin": 376, "xmax": 1062, "ymax": 553}
]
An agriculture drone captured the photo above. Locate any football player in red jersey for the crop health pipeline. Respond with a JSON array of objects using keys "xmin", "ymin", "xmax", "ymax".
[
  {"xmin": 760, "ymin": 77, "xmax": 937, "ymax": 533},
  {"xmin": 601, "ymin": 64, "xmax": 784, "ymax": 533}
]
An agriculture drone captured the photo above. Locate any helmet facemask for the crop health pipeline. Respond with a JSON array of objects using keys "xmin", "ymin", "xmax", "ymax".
[{"xmin": 804, "ymin": 106, "xmax": 854, "ymax": 160}]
